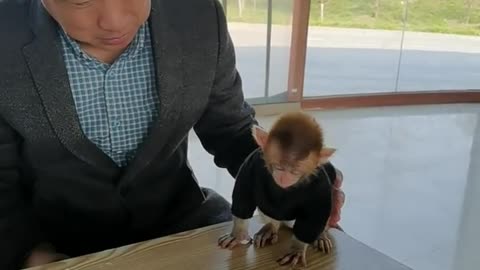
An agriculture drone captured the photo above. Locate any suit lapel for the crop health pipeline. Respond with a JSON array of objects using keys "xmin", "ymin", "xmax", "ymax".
[
  {"xmin": 121, "ymin": 0, "xmax": 186, "ymax": 181},
  {"xmin": 22, "ymin": 1, "xmax": 117, "ymax": 170}
]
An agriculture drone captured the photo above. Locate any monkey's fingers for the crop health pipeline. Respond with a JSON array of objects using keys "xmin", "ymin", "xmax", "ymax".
[
  {"xmin": 277, "ymin": 252, "xmax": 306, "ymax": 268},
  {"xmin": 276, "ymin": 253, "xmax": 294, "ymax": 265},
  {"xmin": 271, "ymin": 233, "xmax": 279, "ymax": 244},
  {"xmin": 253, "ymin": 233, "xmax": 261, "ymax": 248},
  {"xmin": 218, "ymin": 235, "xmax": 236, "ymax": 249},
  {"xmin": 291, "ymin": 255, "xmax": 299, "ymax": 267},
  {"xmin": 254, "ymin": 231, "xmax": 278, "ymax": 248},
  {"xmin": 314, "ymin": 237, "xmax": 333, "ymax": 254},
  {"xmin": 217, "ymin": 234, "xmax": 229, "ymax": 246},
  {"xmin": 227, "ymin": 239, "xmax": 241, "ymax": 250},
  {"xmin": 218, "ymin": 234, "xmax": 232, "ymax": 245},
  {"xmin": 294, "ymin": 253, "xmax": 308, "ymax": 268},
  {"xmin": 325, "ymin": 238, "xmax": 333, "ymax": 254},
  {"xmin": 301, "ymin": 252, "xmax": 307, "ymax": 267},
  {"xmin": 263, "ymin": 231, "xmax": 273, "ymax": 247}
]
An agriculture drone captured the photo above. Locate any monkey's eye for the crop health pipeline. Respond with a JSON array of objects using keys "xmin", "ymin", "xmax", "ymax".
[
  {"xmin": 273, "ymin": 164, "xmax": 285, "ymax": 171},
  {"xmin": 289, "ymin": 168, "xmax": 303, "ymax": 176}
]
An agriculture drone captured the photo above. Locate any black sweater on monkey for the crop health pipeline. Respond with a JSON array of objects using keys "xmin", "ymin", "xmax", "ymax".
[{"xmin": 231, "ymin": 148, "xmax": 337, "ymax": 244}]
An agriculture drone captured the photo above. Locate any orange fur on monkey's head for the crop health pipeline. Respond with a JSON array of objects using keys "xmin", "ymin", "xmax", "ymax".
[{"xmin": 252, "ymin": 111, "xmax": 335, "ymax": 188}]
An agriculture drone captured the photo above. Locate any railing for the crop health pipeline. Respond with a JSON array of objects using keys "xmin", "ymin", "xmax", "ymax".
[{"xmin": 221, "ymin": 0, "xmax": 480, "ymax": 109}]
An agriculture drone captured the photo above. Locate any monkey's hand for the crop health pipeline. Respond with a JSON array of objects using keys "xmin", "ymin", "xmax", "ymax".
[
  {"xmin": 218, "ymin": 216, "xmax": 252, "ymax": 249},
  {"xmin": 218, "ymin": 231, "xmax": 251, "ymax": 249},
  {"xmin": 276, "ymin": 236, "xmax": 309, "ymax": 268},
  {"xmin": 313, "ymin": 231, "xmax": 333, "ymax": 254},
  {"xmin": 254, "ymin": 222, "xmax": 280, "ymax": 248}
]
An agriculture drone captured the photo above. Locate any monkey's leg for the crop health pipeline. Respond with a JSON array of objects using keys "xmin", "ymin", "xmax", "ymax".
[
  {"xmin": 218, "ymin": 216, "xmax": 252, "ymax": 249},
  {"xmin": 313, "ymin": 230, "xmax": 333, "ymax": 254},
  {"xmin": 277, "ymin": 235, "xmax": 309, "ymax": 267},
  {"xmin": 253, "ymin": 211, "xmax": 281, "ymax": 248}
]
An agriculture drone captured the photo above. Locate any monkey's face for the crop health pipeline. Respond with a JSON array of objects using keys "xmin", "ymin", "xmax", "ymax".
[
  {"xmin": 264, "ymin": 141, "xmax": 320, "ymax": 189},
  {"xmin": 270, "ymin": 164, "xmax": 303, "ymax": 188},
  {"xmin": 251, "ymin": 115, "xmax": 336, "ymax": 189}
]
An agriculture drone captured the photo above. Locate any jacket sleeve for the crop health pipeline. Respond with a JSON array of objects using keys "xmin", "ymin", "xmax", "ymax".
[
  {"xmin": 193, "ymin": 0, "xmax": 259, "ymax": 177},
  {"xmin": 0, "ymin": 117, "xmax": 45, "ymax": 270}
]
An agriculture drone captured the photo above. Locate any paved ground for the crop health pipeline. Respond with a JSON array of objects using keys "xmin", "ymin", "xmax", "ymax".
[{"xmin": 227, "ymin": 23, "xmax": 480, "ymax": 99}]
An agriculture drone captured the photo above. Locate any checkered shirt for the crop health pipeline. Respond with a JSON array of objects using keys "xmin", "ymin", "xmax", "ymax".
[{"xmin": 58, "ymin": 22, "xmax": 160, "ymax": 167}]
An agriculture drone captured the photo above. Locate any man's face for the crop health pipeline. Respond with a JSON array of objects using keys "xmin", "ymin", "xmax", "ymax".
[{"xmin": 42, "ymin": 0, "xmax": 151, "ymax": 51}]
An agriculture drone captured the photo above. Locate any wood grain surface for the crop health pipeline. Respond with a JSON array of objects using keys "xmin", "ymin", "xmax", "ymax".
[{"xmin": 25, "ymin": 216, "xmax": 412, "ymax": 270}]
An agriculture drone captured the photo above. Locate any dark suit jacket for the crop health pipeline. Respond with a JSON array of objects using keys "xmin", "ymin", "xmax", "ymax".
[{"xmin": 0, "ymin": 0, "xmax": 259, "ymax": 268}]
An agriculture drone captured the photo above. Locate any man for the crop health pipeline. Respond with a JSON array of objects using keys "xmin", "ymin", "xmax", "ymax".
[{"xmin": 0, "ymin": 0, "xmax": 344, "ymax": 269}]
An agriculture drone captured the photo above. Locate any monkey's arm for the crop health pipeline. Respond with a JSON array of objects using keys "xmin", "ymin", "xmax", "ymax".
[
  {"xmin": 293, "ymin": 196, "xmax": 332, "ymax": 245},
  {"xmin": 218, "ymin": 151, "xmax": 260, "ymax": 249},
  {"xmin": 230, "ymin": 149, "xmax": 260, "ymax": 219},
  {"xmin": 193, "ymin": 0, "xmax": 259, "ymax": 178},
  {"xmin": 296, "ymin": 185, "xmax": 335, "ymax": 254},
  {"xmin": 277, "ymin": 202, "xmax": 332, "ymax": 267},
  {"xmin": 276, "ymin": 186, "xmax": 333, "ymax": 267}
]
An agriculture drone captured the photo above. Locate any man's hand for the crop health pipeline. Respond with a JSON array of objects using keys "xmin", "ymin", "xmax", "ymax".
[{"xmin": 23, "ymin": 243, "xmax": 69, "ymax": 268}]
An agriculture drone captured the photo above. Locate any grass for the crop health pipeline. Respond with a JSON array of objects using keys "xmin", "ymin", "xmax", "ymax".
[{"xmin": 224, "ymin": 0, "xmax": 480, "ymax": 36}]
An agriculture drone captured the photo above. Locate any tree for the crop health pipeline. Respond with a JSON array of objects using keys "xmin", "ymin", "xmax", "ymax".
[
  {"xmin": 374, "ymin": 0, "xmax": 381, "ymax": 19},
  {"xmin": 464, "ymin": 0, "xmax": 477, "ymax": 24},
  {"xmin": 238, "ymin": 0, "xmax": 244, "ymax": 17}
]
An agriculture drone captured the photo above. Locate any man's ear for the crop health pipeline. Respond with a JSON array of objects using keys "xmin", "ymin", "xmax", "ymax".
[
  {"xmin": 251, "ymin": 125, "xmax": 269, "ymax": 149},
  {"xmin": 318, "ymin": 147, "xmax": 336, "ymax": 165}
]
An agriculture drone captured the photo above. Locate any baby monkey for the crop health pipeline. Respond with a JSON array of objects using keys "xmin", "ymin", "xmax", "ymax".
[{"xmin": 218, "ymin": 111, "xmax": 340, "ymax": 268}]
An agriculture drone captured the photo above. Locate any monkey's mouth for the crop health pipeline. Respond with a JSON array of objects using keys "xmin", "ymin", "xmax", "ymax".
[{"xmin": 274, "ymin": 179, "xmax": 298, "ymax": 189}]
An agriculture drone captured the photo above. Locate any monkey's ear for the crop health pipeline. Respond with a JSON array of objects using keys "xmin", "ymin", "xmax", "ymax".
[
  {"xmin": 251, "ymin": 125, "xmax": 269, "ymax": 149},
  {"xmin": 318, "ymin": 147, "xmax": 336, "ymax": 165}
]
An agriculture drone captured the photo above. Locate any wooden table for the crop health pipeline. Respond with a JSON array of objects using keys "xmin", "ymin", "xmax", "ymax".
[{"xmin": 26, "ymin": 217, "xmax": 412, "ymax": 270}]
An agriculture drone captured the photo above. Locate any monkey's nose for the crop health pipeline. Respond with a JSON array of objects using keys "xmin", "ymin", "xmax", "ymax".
[{"xmin": 279, "ymin": 176, "xmax": 290, "ymax": 187}]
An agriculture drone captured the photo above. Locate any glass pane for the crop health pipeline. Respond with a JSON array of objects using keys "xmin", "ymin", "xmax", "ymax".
[
  {"xmin": 267, "ymin": 0, "xmax": 293, "ymax": 101},
  {"xmin": 225, "ymin": 0, "xmax": 268, "ymax": 99},
  {"xmin": 397, "ymin": 0, "xmax": 480, "ymax": 91},
  {"xmin": 224, "ymin": 0, "xmax": 293, "ymax": 103},
  {"xmin": 304, "ymin": 0, "xmax": 405, "ymax": 96}
]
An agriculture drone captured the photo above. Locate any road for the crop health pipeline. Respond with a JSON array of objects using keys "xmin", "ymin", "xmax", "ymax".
[{"xmin": 228, "ymin": 23, "xmax": 480, "ymax": 99}]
